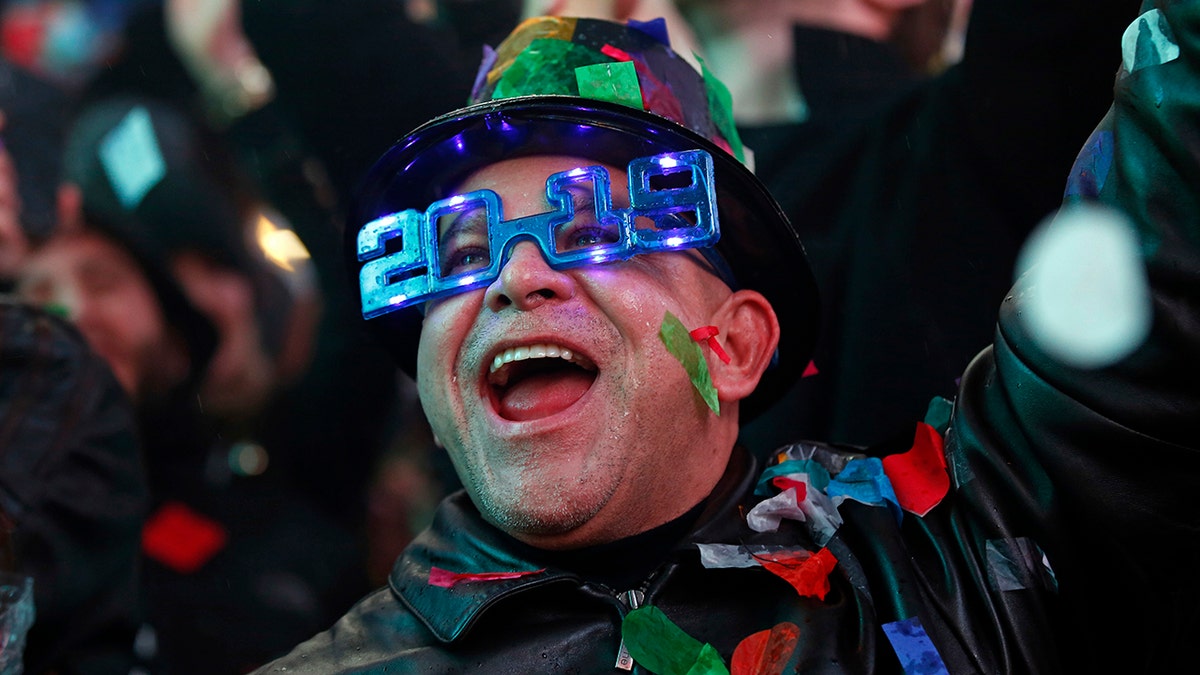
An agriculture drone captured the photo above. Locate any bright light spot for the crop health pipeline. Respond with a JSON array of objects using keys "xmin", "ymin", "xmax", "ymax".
[
  {"xmin": 658, "ymin": 156, "xmax": 679, "ymax": 169},
  {"xmin": 389, "ymin": 294, "xmax": 408, "ymax": 306},
  {"xmin": 256, "ymin": 213, "xmax": 311, "ymax": 272},
  {"xmin": 447, "ymin": 195, "xmax": 468, "ymax": 207},
  {"xmin": 566, "ymin": 167, "xmax": 588, "ymax": 177},
  {"xmin": 228, "ymin": 442, "xmax": 269, "ymax": 477},
  {"xmin": 665, "ymin": 236, "xmax": 685, "ymax": 247},
  {"xmin": 1016, "ymin": 203, "xmax": 1151, "ymax": 368}
]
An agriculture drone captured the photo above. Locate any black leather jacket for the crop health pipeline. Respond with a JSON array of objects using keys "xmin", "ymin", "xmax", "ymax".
[{"xmin": 258, "ymin": 0, "xmax": 1199, "ymax": 671}]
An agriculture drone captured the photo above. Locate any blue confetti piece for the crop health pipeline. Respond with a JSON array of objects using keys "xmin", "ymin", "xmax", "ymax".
[
  {"xmin": 627, "ymin": 18, "xmax": 670, "ymax": 47},
  {"xmin": 986, "ymin": 538, "xmax": 1059, "ymax": 593},
  {"xmin": 755, "ymin": 460, "xmax": 831, "ymax": 496},
  {"xmin": 98, "ymin": 106, "xmax": 165, "ymax": 210},
  {"xmin": 881, "ymin": 616, "xmax": 950, "ymax": 675},
  {"xmin": 923, "ymin": 396, "xmax": 954, "ymax": 433},
  {"xmin": 1064, "ymin": 128, "xmax": 1113, "ymax": 200},
  {"xmin": 471, "ymin": 44, "xmax": 498, "ymax": 102},
  {"xmin": 827, "ymin": 457, "xmax": 902, "ymax": 524}
]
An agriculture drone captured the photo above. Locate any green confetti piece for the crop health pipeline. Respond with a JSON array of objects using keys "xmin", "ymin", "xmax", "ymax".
[
  {"xmin": 660, "ymin": 311, "xmax": 720, "ymax": 415},
  {"xmin": 493, "ymin": 38, "xmax": 608, "ymax": 100},
  {"xmin": 575, "ymin": 60, "xmax": 643, "ymax": 110},
  {"xmin": 622, "ymin": 606, "xmax": 729, "ymax": 675},
  {"xmin": 688, "ymin": 643, "xmax": 729, "ymax": 675},
  {"xmin": 694, "ymin": 54, "xmax": 745, "ymax": 164},
  {"xmin": 923, "ymin": 396, "xmax": 954, "ymax": 433},
  {"xmin": 42, "ymin": 304, "xmax": 70, "ymax": 320}
]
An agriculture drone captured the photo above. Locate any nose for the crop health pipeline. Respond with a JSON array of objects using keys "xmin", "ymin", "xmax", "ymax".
[{"xmin": 484, "ymin": 240, "xmax": 576, "ymax": 312}]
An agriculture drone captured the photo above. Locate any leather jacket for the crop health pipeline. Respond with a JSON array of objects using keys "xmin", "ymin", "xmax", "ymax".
[{"xmin": 258, "ymin": 0, "xmax": 1199, "ymax": 671}]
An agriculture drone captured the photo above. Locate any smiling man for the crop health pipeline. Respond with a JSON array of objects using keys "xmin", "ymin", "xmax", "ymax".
[{"xmin": 259, "ymin": 8, "xmax": 1199, "ymax": 673}]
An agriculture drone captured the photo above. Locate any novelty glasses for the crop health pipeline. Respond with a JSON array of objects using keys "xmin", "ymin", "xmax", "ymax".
[{"xmin": 356, "ymin": 149, "xmax": 721, "ymax": 318}]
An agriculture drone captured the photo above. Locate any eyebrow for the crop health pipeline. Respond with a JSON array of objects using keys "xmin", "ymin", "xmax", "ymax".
[{"xmin": 437, "ymin": 207, "xmax": 490, "ymax": 249}]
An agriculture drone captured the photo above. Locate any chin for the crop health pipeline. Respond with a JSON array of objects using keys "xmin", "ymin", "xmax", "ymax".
[{"xmin": 476, "ymin": 485, "xmax": 605, "ymax": 541}]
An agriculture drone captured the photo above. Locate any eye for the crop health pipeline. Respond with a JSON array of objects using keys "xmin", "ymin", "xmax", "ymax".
[
  {"xmin": 441, "ymin": 244, "xmax": 490, "ymax": 275},
  {"xmin": 570, "ymin": 226, "xmax": 619, "ymax": 248},
  {"xmin": 556, "ymin": 220, "xmax": 620, "ymax": 252}
]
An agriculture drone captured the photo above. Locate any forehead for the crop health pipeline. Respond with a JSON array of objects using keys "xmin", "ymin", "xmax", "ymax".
[{"xmin": 454, "ymin": 155, "xmax": 629, "ymax": 211}]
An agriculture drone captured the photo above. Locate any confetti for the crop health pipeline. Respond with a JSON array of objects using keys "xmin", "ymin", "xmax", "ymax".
[
  {"xmin": 661, "ymin": 310, "xmax": 720, "ymax": 414},
  {"xmin": 882, "ymin": 422, "xmax": 949, "ymax": 517},
  {"xmin": 690, "ymin": 325, "xmax": 732, "ymax": 364},
  {"xmin": 428, "ymin": 567, "xmax": 544, "ymax": 588},
  {"xmin": 622, "ymin": 606, "xmax": 729, "ymax": 675},
  {"xmin": 731, "ymin": 622, "xmax": 800, "ymax": 675}
]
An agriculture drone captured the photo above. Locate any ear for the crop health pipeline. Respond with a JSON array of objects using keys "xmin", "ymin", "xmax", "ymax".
[{"xmin": 707, "ymin": 289, "xmax": 780, "ymax": 404}]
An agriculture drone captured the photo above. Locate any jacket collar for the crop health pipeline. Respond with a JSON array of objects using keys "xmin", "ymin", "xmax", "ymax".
[{"xmin": 390, "ymin": 446, "xmax": 761, "ymax": 643}]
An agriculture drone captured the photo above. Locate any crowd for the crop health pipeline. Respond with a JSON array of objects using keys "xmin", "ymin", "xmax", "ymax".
[{"xmin": 0, "ymin": 0, "xmax": 1194, "ymax": 673}]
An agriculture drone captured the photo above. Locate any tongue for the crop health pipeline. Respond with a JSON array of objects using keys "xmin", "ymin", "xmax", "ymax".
[{"xmin": 497, "ymin": 369, "xmax": 593, "ymax": 421}]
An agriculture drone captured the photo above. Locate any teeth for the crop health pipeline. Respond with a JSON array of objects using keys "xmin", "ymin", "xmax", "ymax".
[{"xmin": 489, "ymin": 343, "xmax": 583, "ymax": 375}]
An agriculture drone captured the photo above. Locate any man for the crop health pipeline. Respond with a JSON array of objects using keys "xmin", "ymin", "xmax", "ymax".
[{"xmin": 260, "ymin": 7, "xmax": 1198, "ymax": 673}]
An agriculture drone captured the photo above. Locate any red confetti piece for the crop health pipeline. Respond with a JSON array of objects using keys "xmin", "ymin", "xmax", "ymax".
[
  {"xmin": 882, "ymin": 422, "xmax": 949, "ymax": 517},
  {"xmin": 601, "ymin": 44, "xmax": 632, "ymax": 62},
  {"xmin": 770, "ymin": 476, "xmax": 808, "ymax": 504},
  {"xmin": 689, "ymin": 325, "xmax": 732, "ymax": 364},
  {"xmin": 802, "ymin": 361, "xmax": 819, "ymax": 378},
  {"xmin": 142, "ymin": 501, "xmax": 228, "ymax": 574},
  {"xmin": 731, "ymin": 622, "xmax": 801, "ymax": 675},
  {"xmin": 428, "ymin": 566, "xmax": 545, "ymax": 588},
  {"xmin": 757, "ymin": 548, "xmax": 838, "ymax": 601}
]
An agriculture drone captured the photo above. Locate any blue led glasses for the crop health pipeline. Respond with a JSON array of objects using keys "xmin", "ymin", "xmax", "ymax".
[{"xmin": 356, "ymin": 149, "xmax": 720, "ymax": 318}]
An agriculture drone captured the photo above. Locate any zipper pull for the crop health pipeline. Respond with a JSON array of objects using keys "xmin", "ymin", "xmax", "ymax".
[{"xmin": 614, "ymin": 589, "xmax": 645, "ymax": 671}]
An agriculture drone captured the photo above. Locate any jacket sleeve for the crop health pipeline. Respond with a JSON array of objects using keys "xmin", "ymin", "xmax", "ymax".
[{"xmin": 948, "ymin": 0, "xmax": 1200, "ymax": 670}]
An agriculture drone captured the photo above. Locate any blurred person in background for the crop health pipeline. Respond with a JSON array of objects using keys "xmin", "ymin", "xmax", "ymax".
[
  {"xmin": 18, "ymin": 167, "xmax": 366, "ymax": 673},
  {"xmin": 0, "ymin": 300, "xmax": 147, "ymax": 675}
]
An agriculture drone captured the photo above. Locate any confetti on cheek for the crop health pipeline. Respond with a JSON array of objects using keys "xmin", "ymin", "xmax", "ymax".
[
  {"xmin": 427, "ymin": 567, "xmax": 545, "ymax": 588},
  {"xmin": 731, "ymin": 622, "xmax": 801, "ymax": 675},
  {"xmin": 621, "ymin": 606, "xmax": 730, "ymax": 675},
  {"xmin": 881, "ymin": 616, "xmax": 950, "ymax": 675},
  {"xmin": 882, "ymin": 422, "xmax": 949, "ymax": 517},
  {"xmin": 689, "ymin": 325, "xmax": 732, "ymax": 364},
  {"xmin": 660, "ymin": 311, "xmax": 721, "ymax": 415}
]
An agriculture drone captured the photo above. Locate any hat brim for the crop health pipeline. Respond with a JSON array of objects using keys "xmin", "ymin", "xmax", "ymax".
[{"xmin": 349, "ymin": 95, "xmax": 819, "ymax": 420}]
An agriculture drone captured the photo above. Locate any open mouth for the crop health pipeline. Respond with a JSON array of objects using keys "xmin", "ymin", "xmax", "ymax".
[{"xmin": 486, "ymin": 343, "xmax": 598, "ymax": 422}]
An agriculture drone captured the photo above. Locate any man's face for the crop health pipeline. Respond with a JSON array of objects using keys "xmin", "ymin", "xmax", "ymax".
[
  {"xmin": 171, "ymin": 251, "xmax": 276, "ymax": 420},
  {"xmin": 18, "ymin": 230, "xmax": 186, "ymax": 400},
  {"xmin": 416, "ymin": 155, "xmax": 738, "ymax": 549}
]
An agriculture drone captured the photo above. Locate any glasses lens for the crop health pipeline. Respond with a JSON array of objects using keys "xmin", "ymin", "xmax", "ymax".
[{"xmin": 435, "ymin": 200, "xmax": 493, "ymax": 278}]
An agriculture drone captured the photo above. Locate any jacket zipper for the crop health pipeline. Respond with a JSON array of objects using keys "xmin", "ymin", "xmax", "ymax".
[{"xmin": 613, "ymin": 588, "xmax": 645, "ymax": 671}]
